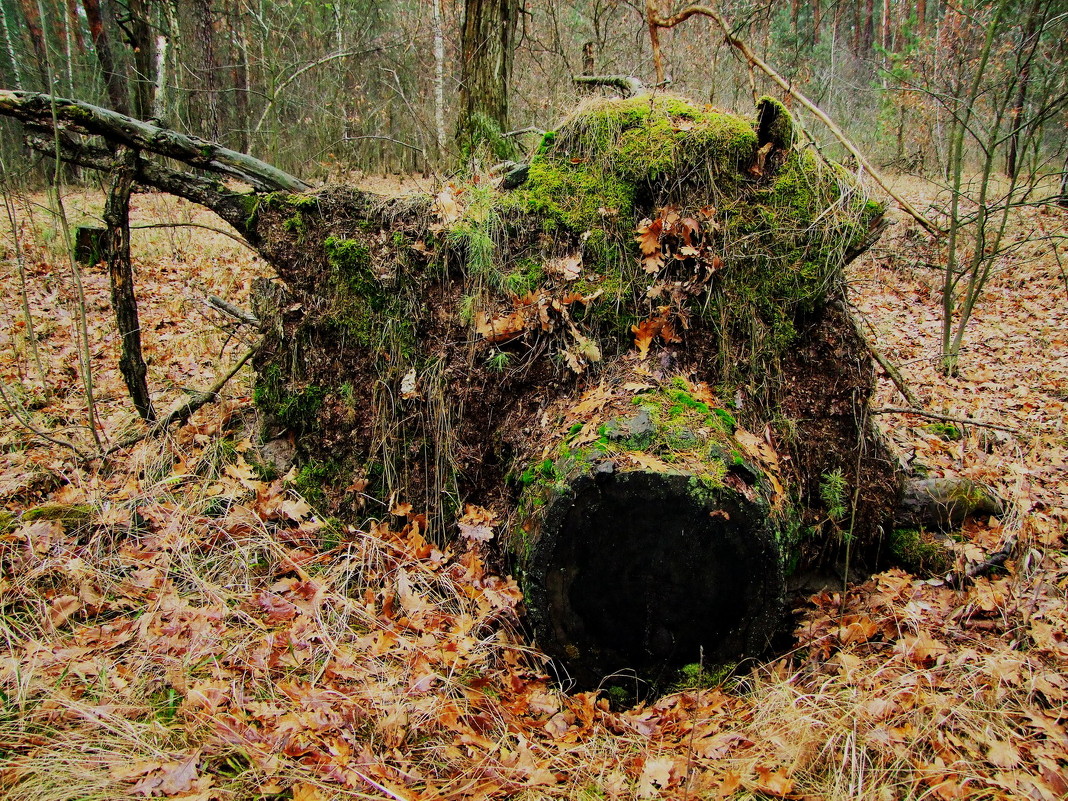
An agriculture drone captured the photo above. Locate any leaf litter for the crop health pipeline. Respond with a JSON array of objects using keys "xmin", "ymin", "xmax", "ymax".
[{"xmin": 0, "ymin": 183, "xmax": 1064, "ymax": 799}]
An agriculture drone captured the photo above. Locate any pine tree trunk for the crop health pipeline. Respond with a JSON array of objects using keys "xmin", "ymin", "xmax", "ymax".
[{"xmin": 457, "ymin": 0, "xmax": 519, "ymax": 156}]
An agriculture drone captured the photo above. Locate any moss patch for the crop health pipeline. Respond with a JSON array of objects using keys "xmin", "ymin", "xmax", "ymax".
[{"xmin": 22, "ymin": 503, "xmax": 94, "ymax": 530}]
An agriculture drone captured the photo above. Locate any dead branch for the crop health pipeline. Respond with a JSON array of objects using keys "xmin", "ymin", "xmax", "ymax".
[
  {"xmin": 105, "ymin": 348, "xmax": 254, "ymax": 455},
  {"xmin": 207, "ymin": 295, "xmax": 260, "ymax": 328},
  {"xmin": 24, "ymin": 131, "xmax": 260, "ymax": 243},
  {"xmin": 945, "ymin": 532, "xmax": 1017, "ymax": 589},
  {"xmin": 130, "ymin": 222, "xmax": 257, "ymax": 250},
  {"xmin": 872, "ymin": 407, "xmax": 1020, "ymax": 434},
  {"xmin": 1, "ymin": 90, "xmax": 309, "ymax": 193},
  {"xmin": 870, "ymin": 348, "xmax": 922, "ymax": 408},
  {"xmin": 0, "ymin": 381, "xmax": 91, "ymax": 461}
]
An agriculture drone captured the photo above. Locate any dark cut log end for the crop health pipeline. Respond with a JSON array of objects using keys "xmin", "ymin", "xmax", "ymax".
[{"xmin": 524, "ymin": 470, "xmax": 785, "ymax": 690}]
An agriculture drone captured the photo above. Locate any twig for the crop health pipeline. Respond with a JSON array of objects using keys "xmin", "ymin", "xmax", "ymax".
[
  {"xmin": 872, "ymin": 406, "xmax": 1020, "ymax": 434},
  {"xmin": 207, "ymin": 295, "xmax": 260, "ymax": 327},
  {"xmin": 945, "ymin": 532, "xmax": 1017, "ymax": 589},
  {"xmin": 572, "ymin": 75, "xmax": 646, "ymax": 97},
  {"xmin": 869, "ymin": 347, "xmax": 921, "ymax": 408},
  {"xmin": 343, "ymin": 134, "xmax": 425, "ymax": 154},
  {"xmin": 130, "ymin": 221, "xmax": 256, "ymax": 250},
  {"xmin": 105, "ymin": 348, "xmax": 254, "ymax": 455},
  {"xmin": 0, "ymin": 381, "xmax": 89, "ymax": 460}
]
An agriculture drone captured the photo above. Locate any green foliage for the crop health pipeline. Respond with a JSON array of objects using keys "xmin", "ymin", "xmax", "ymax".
[
  {"xmin": 447, "ymin": 185, "xmax": 500, "ymax": 284},
  {"xmin": 890, "ymin": 527, "xmax": 951, "ymax": 573},
  {"xmin": 924, "ymin": 422, "xmax": 962, "ymax": 441},
  {"xmin": 462, "ymin": 111, "xmax": 519, "ymax": 162},
  {"xmin": 670, "ymin": 661, "xmax": 737, "ymax": 691},
  {"xmin": 292, "ymin": 458, "xmax": 344, "ymax": 507},
  {"xmin": 819, "ymin": 468, "xmax": 849, "ymax": 524},
  {"xmin": 485, "ymin": 349, "xmax": 512, "ymax": 371}
]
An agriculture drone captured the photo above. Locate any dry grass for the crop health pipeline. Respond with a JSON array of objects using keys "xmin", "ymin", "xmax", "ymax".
[{"xmin": 0, "ymin": 177, "xmax": 1064, "ymax": 800}]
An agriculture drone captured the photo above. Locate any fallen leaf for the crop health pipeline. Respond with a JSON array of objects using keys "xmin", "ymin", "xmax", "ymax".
[
  {"xmin": 753, "ymin": 765, "xmax": 795, "ymax": 798},
  {"xmin": 637, "ymin": 756, "xmax": 676, "ymax": 797},
  {"xmin": 48, "ymin": 595, "xmax": 81, "ymax": 628}
]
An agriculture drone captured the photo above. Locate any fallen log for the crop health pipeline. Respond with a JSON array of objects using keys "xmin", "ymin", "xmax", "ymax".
[{"xmin": 1, "ymin": 89, "xmax": 903, "ymax": 690}]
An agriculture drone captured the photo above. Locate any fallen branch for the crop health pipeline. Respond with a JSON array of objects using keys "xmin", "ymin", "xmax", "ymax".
[
  {"xmin": 870, "ymin": 347, "xmax": 922, "ymax": 408},
  {"xmin": 945, "ymin": 532, "xmax": 1017, "ymax": 589},
  {"xmin": 572, "ymin": 75, "xmax": 646, "ymax": 97},
  {"xmin": 872, "ymin": 406, "xmax": 1020, "ymax": 434},
  {"xmin": 207, "ymin": 295, "xmax": 260, "ymax": 328},
  {"xmin": 24, "ymin": 131, "xmax": 260, "ymax": 243},
  {"xmin": 0, "ymin": 90, "xmax": 309, "ymax": 192},
  {"xmin": 105, "ymin": 348, "xmax": 254, "ymax": 455},
  {"xmin": 0, "ymin": 382, "xmax": 91, "ymax": 461},
  {"xmin": 647, "ymin": 3, "xmax": 942, "ymax": 237}
]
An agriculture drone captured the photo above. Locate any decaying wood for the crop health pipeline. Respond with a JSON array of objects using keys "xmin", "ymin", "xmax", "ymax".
[
  {"xmin": 898, "ymin": 477, "xmax": 1005, "ymax": 530},
  {"xmin": 103, "ymin": 146, "xmax": 155, "ymax": 422},
  {"xmin": 208, "ymin": 295, "xmax": 260, "ymax": 328},
  {"xmin": 0, "ymin": 90, "xmax": 308, "ymax": 193},
  {"xmin": 1, "ymin": 86, "xmax": 917, "ymax": 690},
  {"xmin": 571, "ymin": 75, "xmax": 646, "ymax": 97}
]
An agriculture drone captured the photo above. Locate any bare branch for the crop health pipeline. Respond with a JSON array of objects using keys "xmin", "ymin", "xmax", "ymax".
[
  {"xmin": 649, "ymin": 3, "xmax": 943, "ymax": 237},
  {"xmin": 0, "ymin": 90, "xmax": 309, "ymax": 192}
]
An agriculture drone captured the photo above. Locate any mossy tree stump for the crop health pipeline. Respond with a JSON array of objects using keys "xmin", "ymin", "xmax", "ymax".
[{"xmin": 236, "ymin": 94, "xmax": 900, "ymax": 688}]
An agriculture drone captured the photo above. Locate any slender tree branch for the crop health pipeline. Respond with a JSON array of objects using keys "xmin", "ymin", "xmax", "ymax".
[
  {"xmin": 105, "ymin": 348, "xmax": 254, "ymax": 454},
  {"xmin": 872, "ymin": 407, "xmax": 1020, "ymax": 434},
  {"xmin": 0, "ymin": 382, "xmax": 89, "ymax": 460},
  {"xmin": 130, "ymin": 222, "xmax": 257, "ymax": 250}
]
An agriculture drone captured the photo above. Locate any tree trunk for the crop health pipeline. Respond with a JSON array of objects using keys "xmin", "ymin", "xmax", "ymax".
[
  {"xmin": 82, "ymin": 0, "xmax": 128, "ymax": 114},
  {"xmin": 0, "ymin": 90, "xmax": 902, "ymax": 690},
  {"xmin": 457, "ymin": 0, "xmax": 519, "ymax": 158}
]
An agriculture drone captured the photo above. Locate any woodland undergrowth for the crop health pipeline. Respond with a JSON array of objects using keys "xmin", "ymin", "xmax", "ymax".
[{"xmin": 0, "ymin": 183, "xmax": 1065, "ymax": 800}]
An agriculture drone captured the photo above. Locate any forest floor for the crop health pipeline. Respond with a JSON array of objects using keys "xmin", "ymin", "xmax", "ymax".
[{"xmin": 0, "ymin": 177, "xmax": 1065, "ymax": 800}]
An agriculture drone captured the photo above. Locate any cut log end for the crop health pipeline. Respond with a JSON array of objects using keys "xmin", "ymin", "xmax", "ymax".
[{"xmin": 524, "ymin": 471, "xmax": 785, "ymax": 689}]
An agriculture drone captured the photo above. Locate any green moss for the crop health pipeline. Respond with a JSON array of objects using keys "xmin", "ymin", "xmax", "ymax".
[
  {"xmin": 890, "ymin": 528, "xmax": 951, "ymax": 573},
  {"xmin": 0, "ymin": 510, "xmax": 12, "ymax": 534},
  {"xmin": 22, "ymin": 503, "xmax": 94, "ymax": 529},
  {"xmin": 254, "ymin": 364, "xmax": 325, "ymax": 430},
  {"xmin": 292, "ymin": 458, "xmax": 344, "ymax": 507},
  {"xmin": 924, "ymin": 422, "xmax": 962, "ymax": 441},
  {"xmin": 506, "ymin": 159, "xmax": 634, "ymax": 235}
]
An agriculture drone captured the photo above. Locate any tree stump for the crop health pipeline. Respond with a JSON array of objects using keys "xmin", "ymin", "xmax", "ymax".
[{"xmin": 233, "ymin": 94, "xmax": 903, "ymax": 687}]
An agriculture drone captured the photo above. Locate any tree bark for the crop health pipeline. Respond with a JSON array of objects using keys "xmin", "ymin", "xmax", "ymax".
[
  {"xmin": 457, "ymin": 0, "xmax": 519, "ymax": 156},
  {"xmin": 82, "ymin": 0, "xmax": 128, "ymax": 114},
  {"xmin": 0, "ymin": 91, "xmax": 309, "ymax": 192}
]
